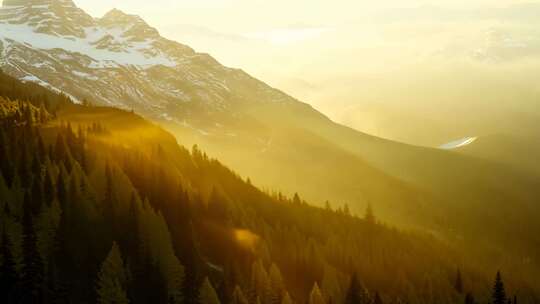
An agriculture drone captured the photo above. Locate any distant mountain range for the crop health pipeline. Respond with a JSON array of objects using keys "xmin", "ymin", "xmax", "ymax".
[{"xmin": 2, "ymin": 0, "xmax": 540, "ymax": 290}]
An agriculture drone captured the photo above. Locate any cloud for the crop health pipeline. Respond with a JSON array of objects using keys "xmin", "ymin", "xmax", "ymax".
[
  {"xmin": 243, "ymin": 26, "xmax": 332, "ymax": 45},
  {"xmin": 161, "ymin": 24, "xmax": 249, "ymax": 43}
]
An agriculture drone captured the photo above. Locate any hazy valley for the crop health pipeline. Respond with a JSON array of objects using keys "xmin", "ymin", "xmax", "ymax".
[{"xmin": 0, "ymin": 1, "xmax": 539, "ymax": 304}]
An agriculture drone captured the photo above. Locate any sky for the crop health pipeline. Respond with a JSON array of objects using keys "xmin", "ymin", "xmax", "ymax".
[{"xmin": 73, "ymin": 0, "xmax": 540, "ymax": 145}]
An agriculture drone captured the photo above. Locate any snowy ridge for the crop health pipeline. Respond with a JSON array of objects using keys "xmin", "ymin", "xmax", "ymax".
[
  {"xmin": 0, "ymin": 0, "xmax": 177, "ymax": 68},
  {"xmin": 0, "ymin": 23, "xmax": 176, "ymax": 67},
  {"xmin": 0, "ymin": 0, "xmax": 300, "ymax": 135}
]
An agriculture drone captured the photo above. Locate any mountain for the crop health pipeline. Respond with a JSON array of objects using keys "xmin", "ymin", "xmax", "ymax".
[
  {"xmin": 0, "ymin": 0, "xmax": 284, "ymax": 119},
  {"xmin": 2, "ymin": 0, "xmax": 540, "ymax": 292}
]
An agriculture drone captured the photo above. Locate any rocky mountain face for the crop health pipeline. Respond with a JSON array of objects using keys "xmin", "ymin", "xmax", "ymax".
[
  {"xmin": 2, "ymin": 1, "xmax": 540, "ymax": 285},
  {"xmin": 0, "ymin": 0, "xmax": 289, "ymax": 128}
]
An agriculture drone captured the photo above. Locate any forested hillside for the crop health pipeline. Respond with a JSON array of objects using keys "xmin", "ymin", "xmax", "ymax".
[{"xmin": 0, "ymin": 72, "xmax": 532, "ymax": 304}]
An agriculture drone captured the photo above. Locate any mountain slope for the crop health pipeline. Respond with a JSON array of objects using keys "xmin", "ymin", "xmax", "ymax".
[
  {"xmin": 456, "ymin": 133, "xmax": 540, "ymax": 176},
  {"xmin": 2, "ymin": 0, "xmax": 540, "ymax": 291},
  {"xmin": 0, "ymin": 70, "xmax": 521, "ymax": 303}
]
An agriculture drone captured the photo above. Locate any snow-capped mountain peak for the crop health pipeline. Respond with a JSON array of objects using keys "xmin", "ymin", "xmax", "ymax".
[
  {"xmin": 100, "ymin": 8, "xmax": 145, "ymax": 29},
  {"xmin": 1, "ymin": 0, "xmax": 93, "ymax": 37},
  {"xmin": 0, "ymin": 0, "xmax": 293, "ymax": 129},
  {"xmin": 98, "ymin": 8, "xmax": 160, "ymax": 42},
  {"xmin": 3, "ymin": 0, "xmax": 76, "ymax": 7}
]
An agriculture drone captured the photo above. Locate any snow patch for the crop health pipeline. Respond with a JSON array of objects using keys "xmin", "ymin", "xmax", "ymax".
[
  {"xmin": 72, "ymin": 70, "xmax": 98, "ymax": 80},
  {"xmin": 0, "ymin": 22, "xmax": 177, "ymax": 67},
  {"xmin": 20, "ymin": 74, "xmax": 81, "ymax": 103},
  {"xmin": 439, "ymin": 137, "xmax": 477, "ymax": 150}
]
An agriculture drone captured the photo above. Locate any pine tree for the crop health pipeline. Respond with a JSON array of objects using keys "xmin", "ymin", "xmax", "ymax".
[
  {"xmin": 324, "ymin": 201, "xmax": 332, "ymax": 211},
  {"xmin": 19, "ymin": 143, "xmax": 32, "ymax": 187},
  {"xmin": 364, "ymin": 203, "xmax": 375, "ymax": 224},
  {"xmin": 51, "ymin": 194, "xmax": 71, "ymax": 304},
  {"xmin": 96, "ymin": 242, "xmax": 129, "ymax": 304},
  {"xmin": 39, "ymin": 102, "xmax": 48, "ymax": 123},
  {"xmin": 21, "ymin": 191, "xmax": 45, "ymax": 304},
  {"xmin": 30, "ymin": 173, "xmax": 43, "ymax": 215},
  {"xmin": 103, "ymin": 164, "xmax": 118, "ymax": 239},
  {"xmin": 199, "ymin": 277, "xmax": 221, "ymax": 304},
  {"xmin": 321, "ymin": 265, "xmax": 341, "ymax": 304},
  {"xmin": 281, "ymin": 292, "xmax": 293, "ymax": 304},
  {"xmin": 343, "ymin": 204, "xmax": 350, "ymax": 216},
  {"xmin": 56, "ymin": 170, "xmax": 68, "ymax": 208},
  {"xmin": 183, "ymin": 223, "xmax": 203, "ymax": 304},
  {"xmin": 345, "ymin": 274, "xmax": 364, "ymax": 304},
  {"xmin": 0, "ymin": 229, "xmax": 18, "ymax": 303},
  {"xmin": 231, "ymin": 286, "xmax": 249, "ymax": 304},
  {"xmin": 373, "ymin": 292, "xmax": 383, "ymax": 304},
  {"xmin": 293, "ymin": 193, "xmax": 301, "ymax": 205},
  {"xmin": 44, "ymin": 258, "xmax": 61, "ymax": 304},
  {"xmin": 54, "ymin": 133, "xmax": 68, "ymax": 163},
  {"xmin": 309, "ymin": 283, "xmax": 325, "ymax": 304},
  {"xmin": 455, "ymin": 269, "xmax": 463, "ymax": 294},
  {"xmin": 43, "ymin": 170, "xmax": 55, "ymax": 206},
  {"xmin": 164, "ymin": 254, "xmax": 185, "ymax": 304},
  {"xmin": 492, "ymin": 271, "xmax": 506, "ymax": 304},
  {"xmin": 207, "ymin": 187, "xmax": 228, "ymax": 222},
  {"xmin": 269, "ymin": 264, "xmax": 285, "ymax": 304},
  {"xmin": 251, "ymin": 259, "xmax": 271, "ymax": 304},
  {"xmin": 465, "ymin": 292, "xmax": 475, "ymax": 304}
]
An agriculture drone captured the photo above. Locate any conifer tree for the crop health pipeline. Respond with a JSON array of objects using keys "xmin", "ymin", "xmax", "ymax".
[
  {"xmin": 373, "ymin": 292, "xmax": 383, "ymax": 304},
  {"xmin": 343, "ymin": 204, "xmax": 350, "ymax": 216},
  {"xmin": 231, "ymin": 286, "xmax": 249, "ymax": 304},
  {"xmin": 345, "ymin": 274, "xmax": 364, "ymax": 304},
  {"xmin": 51, "ymin": 191, "xmax": 71, "ymax": 303},
  {"xmin": 19, "ymin": 143, "xmax": 32, "ymax": 187},
  {"xmin": 465, "ymin": 292, "xmax": 475, "ymax": 304},
  {"xmin": 0, "ymin": 229, "xmax": 18, "ymax": 303},
  {"xmin": 199, "ymin": 277, "xmax": 221, "ymax": 304},
  {"xmin": 309, "ymin": 283, "xmax": 326, "ymax": 304},
  {"xmin": 54, "ymin": 133, "xmax": 68, "ymax": 163},
  {"xmin": 96, "ymin": 242, "xmax": 129, "ymax": 304},
  {"xmin": 36, "ymin": 133, "xmax": 46, "ymax": 166},
  {"xmin": 324, "ymin": 201, "xmax": 332, "ymax": 211},
  {"xmin": 207, "ymin": 187, "xmax": 228, "ymax": 222},
  {"xmin": 30, "ymin": 174, "xmax": 43, "ymax": 215},
  {"xmin": 322, "ymin": 265, "xmax": 341, "ymax": 304},
  {"xmin": 21, "ymin": 191, "xmax": 45, "ymax": 304},
  {"xmin": 293, "ymin": 193, "xmax": 301, "ymax": 205},
  {"xmin": 183, "ymin": 222, "xmax": 204, "ymax": 304},
  {"xmin": 251, "ymin": 259, "xmax": 271, "ymax": 304},
  {"xmin": 269, "ymin": 264, "xmax": 285, "ymax": 304},
  {"xmin": 281, "ymin": 292, "xmax": 293, "ymax": 304},
  {"xmin": 164, "ymin": 254, "xmax": 186, "ymax": 304},
  {"xmin": 43, "ymin": 170, "xmax": 55, "ymax": 206},
  {"xmin": 492, "ymin": 271, "xmax": 506, "ymax": 304},
  {"xmin": 103, "ymin": 164, "xmax": 118, "ymax": 238},
  {"xmin": 455, "ymin": 269, "xmax": 463, "ymax": 294},
  {"xmin": 39, "ymin": 102, "xmax": 48, "ymax": 123},
  {"xmin": 56, "ymin": 169, "xmax": 68, "ymax": 208},
  {"xmin": 364, "ymin": 203, "xmax": 375, "ymax": 224}
]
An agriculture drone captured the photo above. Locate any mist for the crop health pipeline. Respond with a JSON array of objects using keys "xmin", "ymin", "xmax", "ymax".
[{"xmin": 147, "ymin": 1, "xmax": 540, "ymax": 146}]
